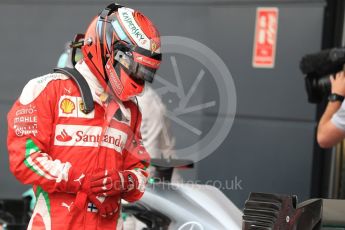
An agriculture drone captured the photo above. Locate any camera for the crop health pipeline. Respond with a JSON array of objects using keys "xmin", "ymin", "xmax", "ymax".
[{"xmin": 300, "ymin": 47, "xmax": 345, "ymax": 103}]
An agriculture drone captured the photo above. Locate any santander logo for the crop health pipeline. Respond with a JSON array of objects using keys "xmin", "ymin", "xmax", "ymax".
[
  {"xmin": 54, "ymin": 124, "xmax": 128, "ymax": 152},
  {"xmin": 56, "ymin": 129, "xmax": 72, "ymax": 142},
  {"xmin": 75, "ymin": 130, "xmax": 123, "ymax": 147}
]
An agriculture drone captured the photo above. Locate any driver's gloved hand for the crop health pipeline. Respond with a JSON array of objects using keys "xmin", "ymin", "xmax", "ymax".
[
  {"xmin": 90, "ymin": 169, "xmax": 139, "ymax": 196},
  {"xmin": 87, "ymin": 194, "xmax": 120, "ymax": 219}
]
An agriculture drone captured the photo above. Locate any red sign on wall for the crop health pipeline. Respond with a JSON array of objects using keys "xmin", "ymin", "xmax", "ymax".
[{"xmin": 252, "ymin": 7, "xmax": 279, "ymax": 68}]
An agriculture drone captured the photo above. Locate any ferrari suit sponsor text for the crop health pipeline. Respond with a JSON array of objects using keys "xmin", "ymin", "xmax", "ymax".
[{"xmin": 54, "ymin": 125, "xmax": 127, "ymax": 152}]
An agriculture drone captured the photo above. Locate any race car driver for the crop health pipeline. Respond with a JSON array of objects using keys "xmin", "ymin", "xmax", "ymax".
[
  {"xmin": 55, "ymin": 38, "xmax": 176, "ymax": 230},
  {"xmin": 7, "ymin": 4, "xmax": 161, "ymax": 230}
]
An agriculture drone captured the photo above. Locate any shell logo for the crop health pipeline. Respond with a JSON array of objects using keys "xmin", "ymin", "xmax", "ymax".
[{"xmin": 60, "ymin": 98, "xmax": 75, "ymax": 114}]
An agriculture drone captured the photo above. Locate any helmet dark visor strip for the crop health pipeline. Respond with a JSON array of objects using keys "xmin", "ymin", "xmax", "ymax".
[
  {"xmin": 132, "ymin": 45, "xmax": 162, "ymax": 61},
  {"xmin": 114, "ymin": 50, "xmax": 156, "ymax": 83},
  {"xmin": 132, "ymin": 52, "xmax": 160, "ymax": 69},
  {"xmin": 113, "ymin": 41, "xmax": 162, "ymax": 61}
]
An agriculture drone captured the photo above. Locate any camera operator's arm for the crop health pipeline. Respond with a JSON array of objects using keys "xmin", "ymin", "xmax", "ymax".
[{"xmin": 317, "ymin": 71, "xmax": 345, "ymax": 148}]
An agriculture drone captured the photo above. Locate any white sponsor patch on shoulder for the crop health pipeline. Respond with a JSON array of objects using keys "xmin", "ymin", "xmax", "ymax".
[
  {"xmin": 54, "ymin": 124, "xmax": 128, "ymax": 153},
  {"xmin": 58, "ymin": 95, "xmax": 95, "ymax": 119},
  {"xmin": 19, "ymin": 73, "xmax": 69, "ymax": 105}
]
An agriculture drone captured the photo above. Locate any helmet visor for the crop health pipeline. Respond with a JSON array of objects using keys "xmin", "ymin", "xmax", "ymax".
[{"xmin": 114, "ymin": 50, "xmax": 158, "ymax": 84}]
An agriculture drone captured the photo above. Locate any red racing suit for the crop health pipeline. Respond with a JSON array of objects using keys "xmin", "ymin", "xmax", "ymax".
[{"xmin": 7, "ymin": 61, "xmax": 150, "ymax": 230}]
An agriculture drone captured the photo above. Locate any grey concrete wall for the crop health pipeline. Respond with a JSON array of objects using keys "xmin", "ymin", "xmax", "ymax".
[
  {"xmin": 196, "ymin": 1, "xmax": 325, "ymax": 208},
  {"xmin": 0, "ymin": 0, "xmax": 324, "ymax": 209}
]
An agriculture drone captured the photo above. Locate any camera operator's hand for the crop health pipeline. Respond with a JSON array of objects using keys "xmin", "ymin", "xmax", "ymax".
[
  {"xmin": 331, "ymin": 71, "xmax": 345, "ymax": 96},
  {"xmin": 317, "ymin": 70, "xmax": 345, "ymax": 148}
]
